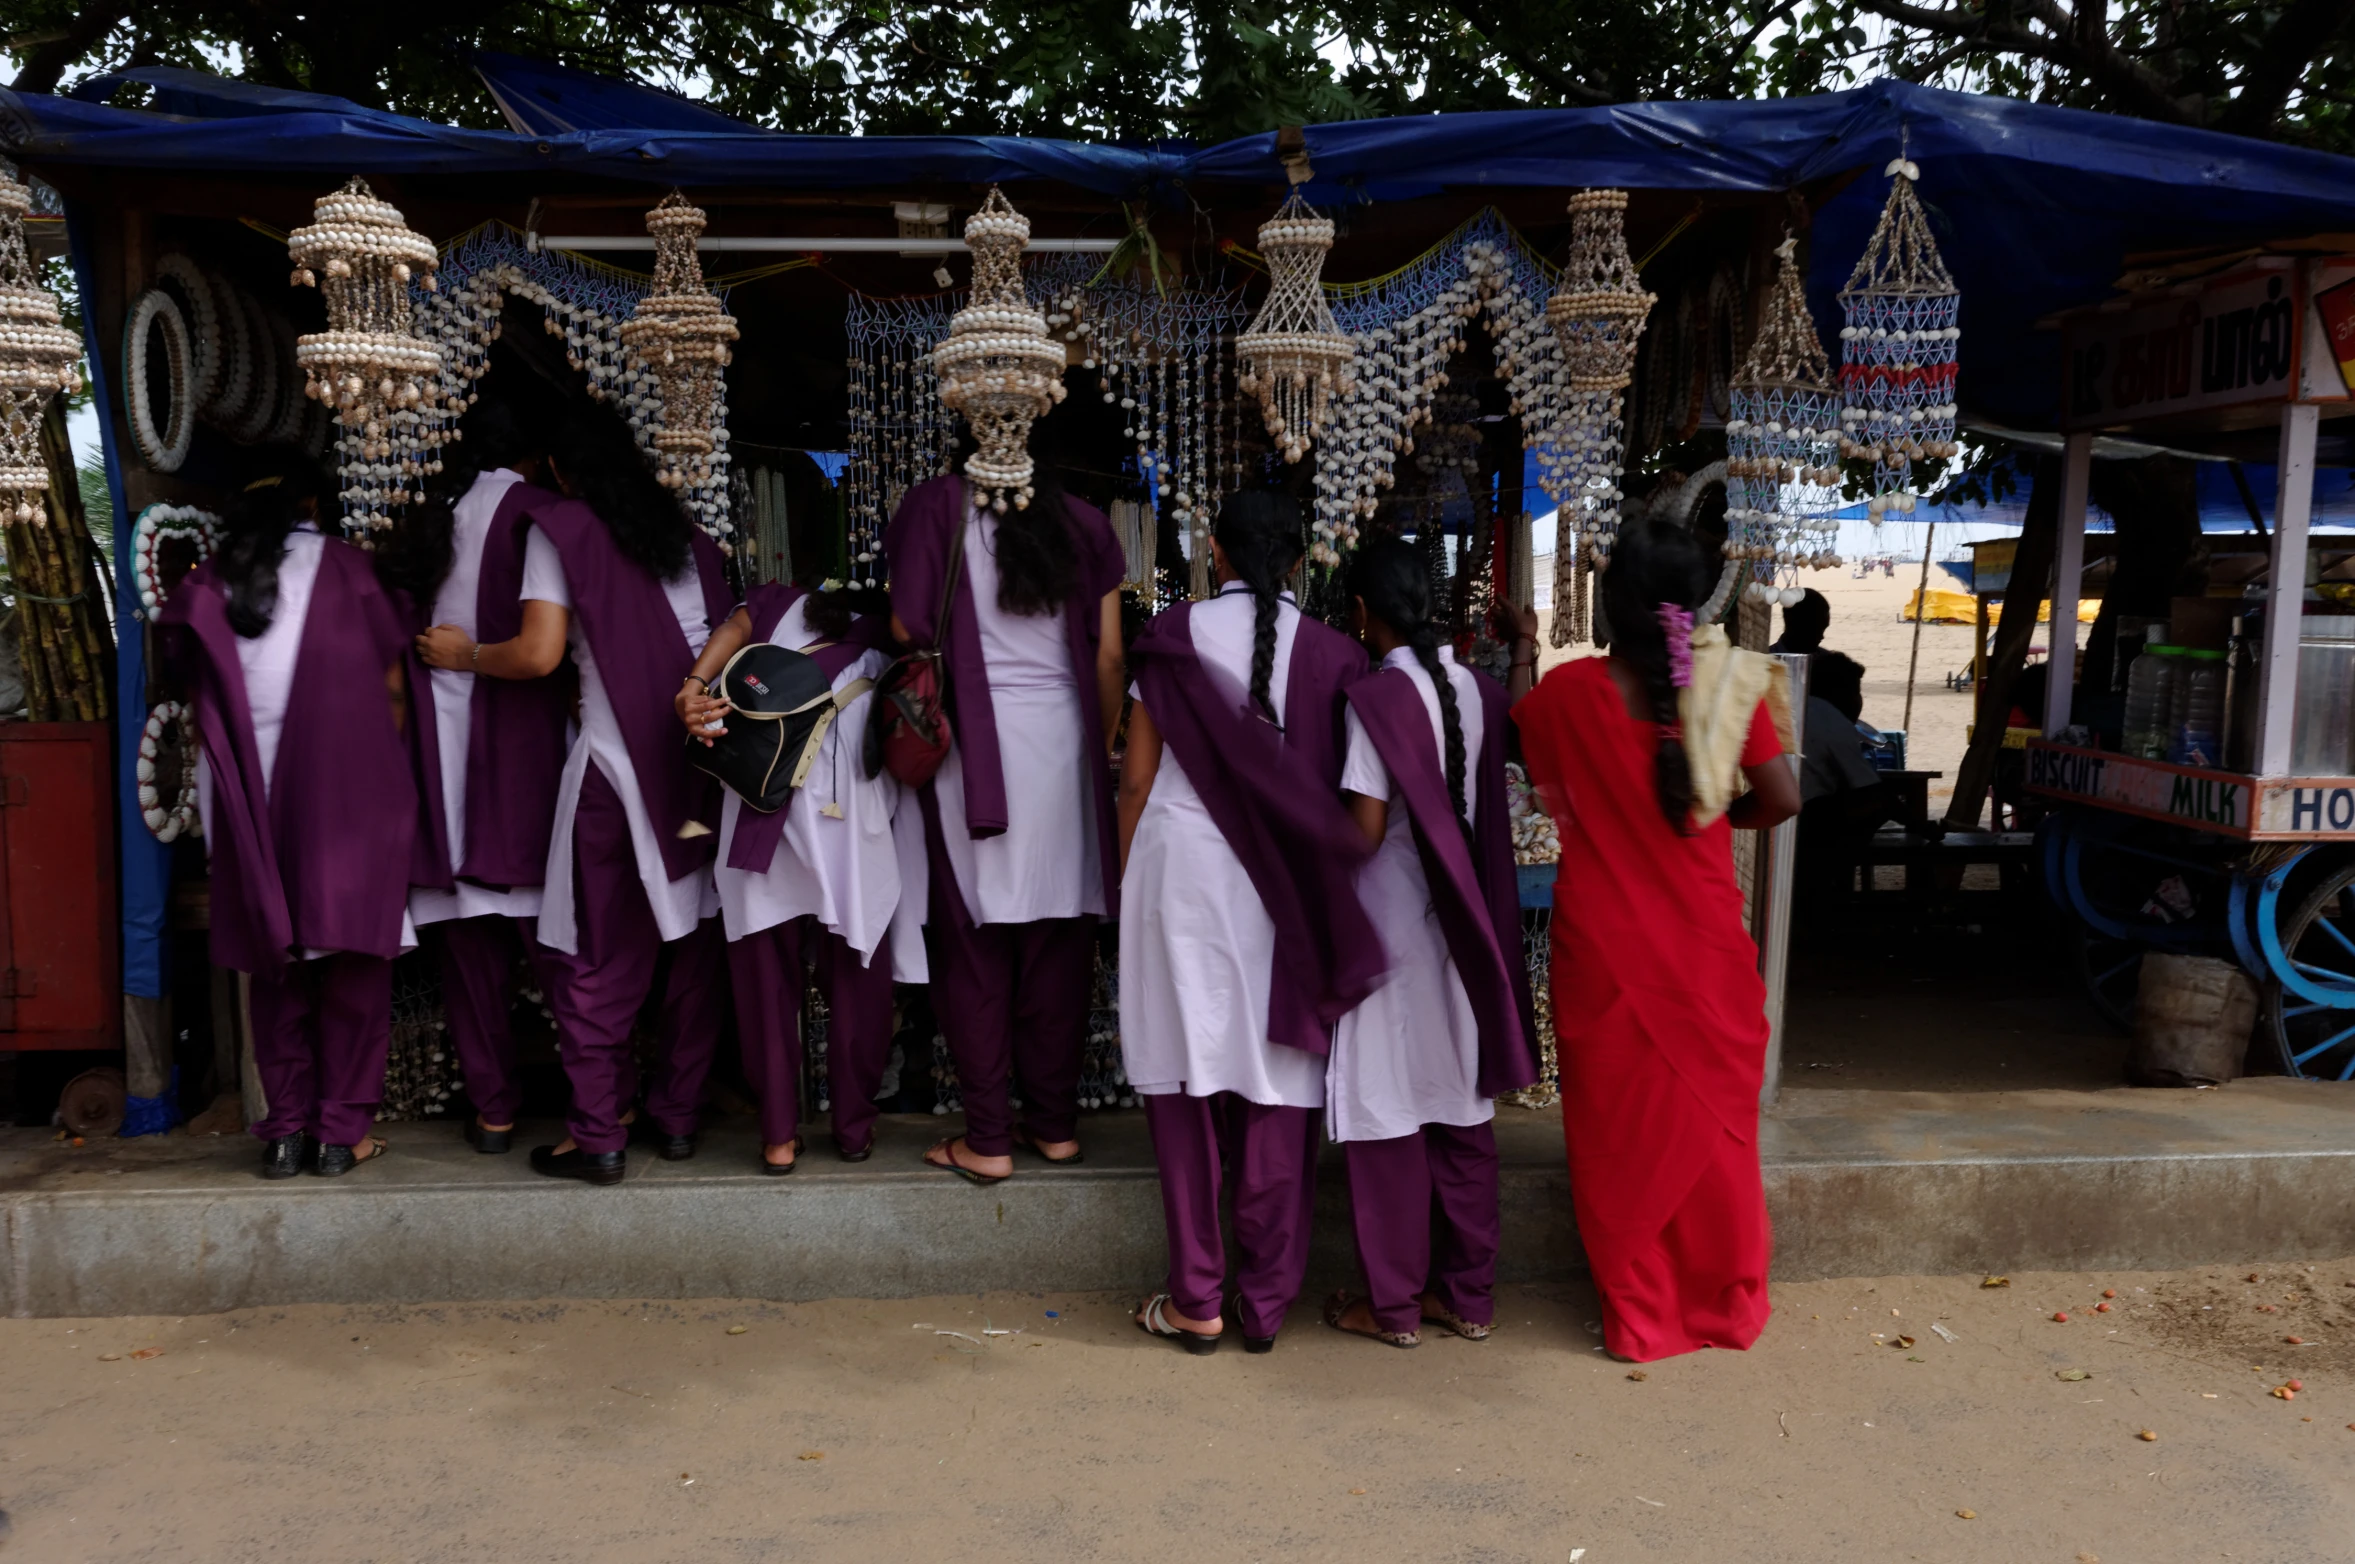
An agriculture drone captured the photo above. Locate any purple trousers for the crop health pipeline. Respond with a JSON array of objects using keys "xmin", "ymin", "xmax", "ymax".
[
  {"xmin": 249, "ymin": 951, "xmax": 393, "ymax": 1147},
  {"xmin": 727, "ymin": 918, "xmax": 896, "ymax": 1153},
  {"xmin": 1344, "ymin": 1121, "xmax": 1503, "ymax": 1335},
  {"xmin": 926, "ymin": 846, "xmax": 1094, "ymax": 1156},
  {"xmin": 431, "ymin": 914, "xmax": 544, "ymax": 1126},
  {"xmin": 1142, "ymin": 1091, "xmax": 1320, "ymax": 1339},
  {"xmin": 538, "ymin": 765, "xmax": 730, "ymax": 1154}
]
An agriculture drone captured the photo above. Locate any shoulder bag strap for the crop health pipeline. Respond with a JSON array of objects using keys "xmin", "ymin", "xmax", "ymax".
[{"xmin": 933, "ymin": 493, "xmax": 970, "ymax": 652}]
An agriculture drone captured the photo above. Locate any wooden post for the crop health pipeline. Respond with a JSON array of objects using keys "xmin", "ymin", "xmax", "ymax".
[
  {"xmin": 2255, "ymin": 403, "xmax": 2318, "ymax": 777},
  {"xmin": 2045, "ymin": 430, "xmax": 2092, "ymax": 734},
  {"xmin": 1945, "ymin": 455, "xmax": 2061, "ymax": 827}
]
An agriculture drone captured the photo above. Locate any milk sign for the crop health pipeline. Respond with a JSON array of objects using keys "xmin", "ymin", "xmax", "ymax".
[
  {"xmin": 2062, "ymin": 265, "xmax": 2301, "ymax": 429},
  {"xmin": 2026, "ymin": 745, "xmax": 2251, "ymax": 835}
]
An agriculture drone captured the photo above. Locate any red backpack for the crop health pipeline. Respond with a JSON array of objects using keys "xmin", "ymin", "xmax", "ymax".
[{"xmin": 863, "ymin": 511, "xmax": 967, "ymax": 786}]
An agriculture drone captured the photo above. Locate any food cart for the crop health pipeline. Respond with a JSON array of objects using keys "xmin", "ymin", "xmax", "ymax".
[{"xmin": 2027, "ymin": 255, "xmax": 2355, "ymax": 1077}]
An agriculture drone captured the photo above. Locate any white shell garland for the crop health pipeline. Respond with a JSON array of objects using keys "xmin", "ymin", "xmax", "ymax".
[
  {"xmin": 153, "ymin": 254, "xmax": 223, "ymax": 410},
  {"xmin": 131, "ymin": 502, "xmax": 219, "ymax": 621},
  {"xmin": 138, "ymin": 700, "xmax": 200, "ymax": 842},
  {"xmin": 933, "ymin": 187, "xmax": 1067, "ymax": 513},
  {"xmin": 619, "ymin": 192, "xmax": 739, "ymax": 492},
  {"xmin": 289, "ymin": 176, "xmax": 446, "ymax": 536},
  {"xmin": 1506, "ymin": 761, "xmax": 1559, "ymax": 864},
  {"xmin": 1726, "ymin": 236, "xmax": 1844, "ymax": 612},
  {"xmin": 123, "ymin": 287, "xmax": 195, "ymax": 473},
  {"xmin": 1544, "ymin": 189, "xmax": 1656, "ymax": 624},
  {"xmin": 1236, "ymin": 188, "xmax": 1355, "ymax": 466},
  {"xmin": 1838, "ymin": 157, "xmax": 1961, "ymax": 519},
  {"xmin": 0, "ymin": 159, "xmax": 84, "ymax": 525}
]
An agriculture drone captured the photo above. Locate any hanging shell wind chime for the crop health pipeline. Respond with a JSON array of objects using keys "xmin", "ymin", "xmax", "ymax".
[
  {"xmin": 932, "ymin": 187, "xmax": 1068, "ymax": 512},
  {"xmin": 1837, "ymin": 154, "xmax": 1960, "ymax": 519},
  {"xmin": 0, "ymin": 160, "xmax": 84, "ymax": 525},
  {"xmin": 1720, "ymin": 235, "xmax": 1844, "ymax": 618},
  {"xmin": 288, "ymin": 177, "xmax": 446, "ymax": 537},
  {"xmin": 1545, "ymin": 189, "xmax": 1655, "ymax": 642},
  {"xmin": 620, "ymin": 192, "xmax": 740, "ymax": 493},
  {"xmin": 1235, "ymin": 188, "xmax": 1355, "ymax": 467}
]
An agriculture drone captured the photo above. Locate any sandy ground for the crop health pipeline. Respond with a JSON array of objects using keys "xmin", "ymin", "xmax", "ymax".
[
  {"xmin": 2, "ymin": 1264, "xmax": 2349, "ymax": 1564},
  {"xmin": 1540, "ymin": 564, "xmax": 2089, "ymax": 809}
]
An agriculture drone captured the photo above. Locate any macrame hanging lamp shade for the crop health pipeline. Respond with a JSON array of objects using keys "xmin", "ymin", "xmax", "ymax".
[
  {"xmin": 619, "ymin": 191, "xmax": 740, "ymax": 490},
  {"xmin": 1837, "ymin": 155, "xmax": 1961, "ymax": 518},
  {"xmin": 1721, "ymin": 234, "xmax": 1844, "ymax": 616},
  {"xmin": 288, "ymin": 177, "xmax": 445, "ymax": 532},
  {"xmin": 932, "ymin": 186, "xmax": 1067, "ymax": 512},
  {"xmin": 0, "ymin": 160, "xmax": 85, "ymax": 524},
  {"xmin": 1543, "ymin": 188, "xmax": 1654, "ymax": 639},
  {"xmin": 1236, "ymin": 188, "xmax": 1355, "ymax": 464}
]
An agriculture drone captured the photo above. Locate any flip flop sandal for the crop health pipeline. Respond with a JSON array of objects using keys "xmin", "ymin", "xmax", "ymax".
[
  {"xmin": 1322, "ymin": 1290, "xmax": 1419, "ymax": 1349},
  {"xmin": 1419, "ymin": 1299, "xmax": 1493, "ymax": 1341},
  {"xmin": 1136, "ymin": 1293, "xmax": 1221, "ymax": 1356},
  {"xmin": 923, "ymin": 1137, "xmax": 1010, "ymax": 1187},
  {"xmin": 1012, "ymin": 1127, "xmax": 1084, "ymax": 1166}
]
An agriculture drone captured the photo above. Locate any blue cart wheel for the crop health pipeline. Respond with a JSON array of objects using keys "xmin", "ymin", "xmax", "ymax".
[
  {"xmin": 2067, "ymin": 916, "xmax": 2144, "ymax": 1036},
  {"xmin": 2261, "ymin": 863, "xmax": 2355, "ymax": 1081}
]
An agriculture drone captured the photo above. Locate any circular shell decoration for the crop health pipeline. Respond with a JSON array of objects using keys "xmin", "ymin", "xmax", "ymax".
[{"xmin": 122, "ymin": 288, "xmax": 195, "ymax": 472}]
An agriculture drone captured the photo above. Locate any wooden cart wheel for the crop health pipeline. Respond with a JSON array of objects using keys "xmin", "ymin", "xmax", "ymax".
[{"xmin": 2261, "ymin": 862, "xmax": 2355, "ymax": 1081}]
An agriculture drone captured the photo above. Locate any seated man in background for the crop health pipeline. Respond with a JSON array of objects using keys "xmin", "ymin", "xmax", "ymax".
[
  {"xmin": 1771, "ymin": 588, "xmax": 1830, "ymax": 656},
  {"xmin": 1796, "ymin": 652, "xmax": 1891, "ymax": 910}
]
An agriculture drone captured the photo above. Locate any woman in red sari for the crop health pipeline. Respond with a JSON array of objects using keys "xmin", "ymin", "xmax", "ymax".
[{"xmin": 1514, "ymin": 520, "xmax": 1799, "ymax": 1362}]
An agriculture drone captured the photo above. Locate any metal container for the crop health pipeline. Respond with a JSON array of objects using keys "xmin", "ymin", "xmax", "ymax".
[{"xmin": 2292, "ymin": 617, "xmax": 2355, "ymax": 776}]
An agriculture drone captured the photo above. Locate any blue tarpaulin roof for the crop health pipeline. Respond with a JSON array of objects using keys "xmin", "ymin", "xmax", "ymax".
[{"xmin": 16, "ymin": 72, "xmax": 2355, "ymax": 428}]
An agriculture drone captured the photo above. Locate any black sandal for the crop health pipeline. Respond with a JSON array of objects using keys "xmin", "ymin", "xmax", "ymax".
[
  {"xmin": 759, "ymin": 1137, "xmax": 804, "ymax": 1176},
  {"xmin": 923, "ymin": 1137, "xmax": 1010, "ymax": 1187},
  {"xmin": 314, "ymin": 1136, "xmax": 389, "ymax": 1178},
  {"xmin": 1136, "ymin": 1293, "xmax": 1221, "ymax": 1355}
]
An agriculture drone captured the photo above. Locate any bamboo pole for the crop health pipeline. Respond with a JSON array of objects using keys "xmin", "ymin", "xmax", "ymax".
[
  {"xmin": 11, "ymin": 398, "xmax": 111, "ymax": 722},
  {"xmin": 1901, "ymin": 519, "xmax": 1936, "ymax": 737}
]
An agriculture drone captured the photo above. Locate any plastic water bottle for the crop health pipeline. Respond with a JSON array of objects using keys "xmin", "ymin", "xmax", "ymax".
[
  {"xmin": 2122, "ymin": 628, "xmax": 2175, "ymax": 758},
  {"xmin": 2170, "ymin": 649, "xmax": 2227, "ymax": 767}
]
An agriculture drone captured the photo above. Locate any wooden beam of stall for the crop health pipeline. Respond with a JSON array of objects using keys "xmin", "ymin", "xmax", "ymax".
[{"xmin": 1945, "ymin": 453, "xmax": 2062, "ymax": 828}]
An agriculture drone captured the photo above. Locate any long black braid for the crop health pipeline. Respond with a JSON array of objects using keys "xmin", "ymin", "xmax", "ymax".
[
  {"xmin": 1213, "ymin": 490, "xmax": 1306, "ymax": 724},
  {"xmin": 215, "ymin": 448, "xmax": 333, "ymax": 638},
  {"xmin": 1599, "ymin": 519, "xmax": 1712, "ymax": 833},
  {"xmin": 1350, "ymin": 536, "xmax": 1471, "ymax": 844}
]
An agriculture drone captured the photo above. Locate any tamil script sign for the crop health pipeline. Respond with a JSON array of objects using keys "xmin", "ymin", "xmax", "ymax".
[
  {"xmin": 2026, "ymin": 745, "xmax": 2251, "ymax": 835},
  {"xmin": 2062, "ymin": 264, "xmax": 2302, "ymax": 431}
]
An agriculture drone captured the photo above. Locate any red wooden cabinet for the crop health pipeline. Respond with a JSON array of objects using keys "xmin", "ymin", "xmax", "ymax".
[{"xmin": 0, "ymin": 722, "xmax": 120, "ymax": 1049}]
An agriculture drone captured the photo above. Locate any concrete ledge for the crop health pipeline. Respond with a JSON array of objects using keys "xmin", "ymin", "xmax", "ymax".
[{"xmin": 7, "ymin": 1080, "xmax": 2352, "ymax": 1316}]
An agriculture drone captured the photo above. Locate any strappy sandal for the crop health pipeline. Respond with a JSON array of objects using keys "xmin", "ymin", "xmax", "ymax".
[
  {"xmin": 1136, "ymin": 1293, "xmax": 1221, "ymax": 1356},
  {"xmin": 1418, "ymin": 1296, "xmax": 1493, "ymax": 1341},
  {"xmin": 1323, "ymin": 1290, "xmax": 1419, "ymax": 1349},
  {"xmin": 1011, "ymin": 1127, "xmax": 1083, "ymax": 1166},
  {"xmin": 923, "ymin": 1137, "xmax": 1010, "ymax": 1187},
  {"xmin": 314, "ymin": 1136, "xmax": 389, "ymax": 1178}
]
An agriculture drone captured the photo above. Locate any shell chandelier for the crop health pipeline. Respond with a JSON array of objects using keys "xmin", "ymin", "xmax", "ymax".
[
  {"xmin": 934, "ymin": 186, "xmax": 1069, "ymax": 514},
  {"xmin": 1545, "ymin": 188, "xmax": 1656, "ymax": 630},
  {"xmin": 619, "ymin": 192, "xmax": 740, "ymax": 494},
  {"xmin": 1313, "ymin": 211, "xmax": 1582, "ymax": 573},
  {"xmin": 0, "ymin": 161, "xmax": 83, "ymax": 525},
  {"xmin": 421, "ymin": 224, "xmax": 736, "ymax": 543},
  {"xmin": 1236, "ymin": 188, "xmax": 1355, "ymax": 468},
  {"xmin": 1838, "ymin": 155, "xmax": 1960, "ymax": 519},
  {"xmin": 288, "ymin": 177, "xmax": 447, "ymax": 538},
  {"xmin": 1723, "ymin": 235, "xmax": 1843, "ymax": 615}
]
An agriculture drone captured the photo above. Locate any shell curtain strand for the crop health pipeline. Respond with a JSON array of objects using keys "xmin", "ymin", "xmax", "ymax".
[
  {"xmin": 1722, "ymin": 235, "xmax": 1844, "ymax": 617},
  {"xmin": 0, "ymin": 160, "xmax": 84, "ymax": 525}
]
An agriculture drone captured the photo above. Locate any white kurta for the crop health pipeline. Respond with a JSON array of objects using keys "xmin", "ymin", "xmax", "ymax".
[
  {"xmin": 194, "ymin": 524, "xmax": 413, "ymax": 957},
  {"xmin": 1119, "ymin": 583, "xmax": 1324, "ymax": 1109},
  {"xmin": 1327, "ymin": 644, "xmax": 1492, "ymax": 1142},
  {"xmin": 715, "ymin": 595, "xmax": 922, "ymax": 979},
  {"xmin": 520, "ymin": 528, "xmax": 720, "ymax": 956},
  {"xmin": 409, "ymin": 469, "xmax": 543, "ymax": 927},
  {"xmin": 930, "ymin": 506, "xmax": 1105, "ymax": 925}
]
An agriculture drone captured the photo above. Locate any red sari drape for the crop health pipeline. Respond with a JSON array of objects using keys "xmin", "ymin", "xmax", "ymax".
[{"xmin": 1514, "ymin": 658, "xmax": 1783, "ymax": 1362}]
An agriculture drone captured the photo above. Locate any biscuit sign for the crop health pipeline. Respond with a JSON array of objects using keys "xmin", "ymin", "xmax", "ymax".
[
  {"xmin": 2026, "ymin": 745, "xmax": 2251, "ymax": 835},
  {"xmin": 2062, "ymin": 265, "xmax": 2302, "ymax": 430}
]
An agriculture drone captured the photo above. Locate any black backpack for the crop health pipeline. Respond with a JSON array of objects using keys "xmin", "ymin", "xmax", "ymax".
[{"xmin": 687, "ymin": 642, "xmax": 873, "ymax": 814}]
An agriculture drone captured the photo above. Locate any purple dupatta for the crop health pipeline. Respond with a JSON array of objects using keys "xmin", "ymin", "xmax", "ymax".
[
  {"xmin": 1129, "ymin": 602, "xmax": 1382, "ymax": 1055},
  {"xmin": 161, "ymin": 540, "xmax": 418, "ymax": 970},
  {"xmin": 1343, "ymin": 666, "xmax": 1537, "ymax": 1097}
]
